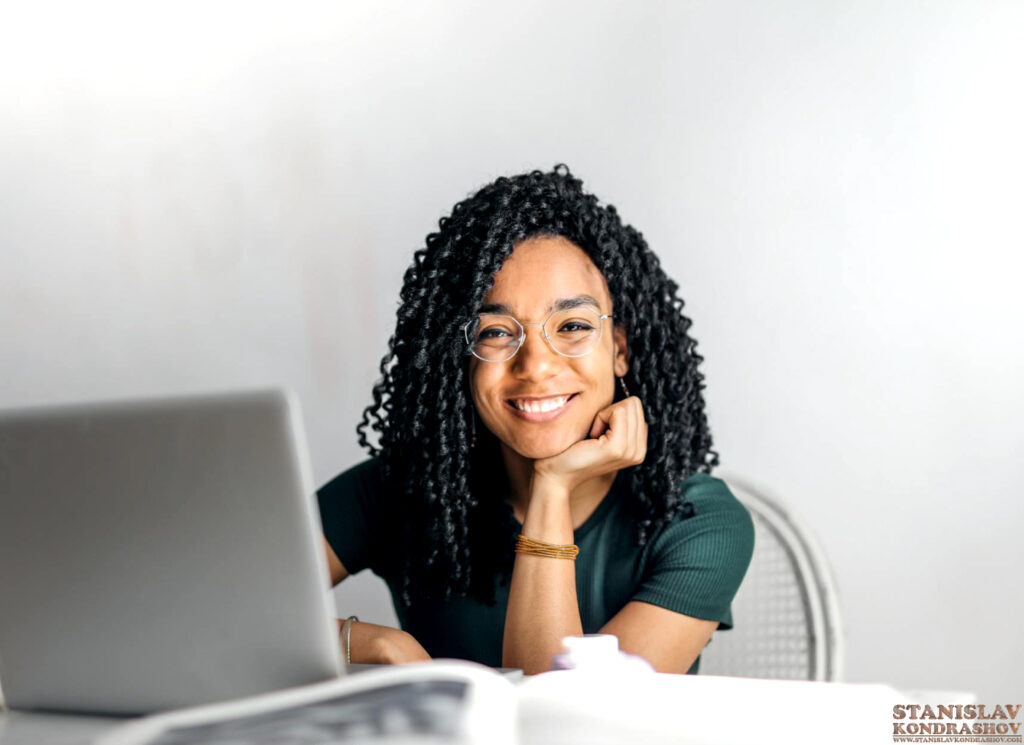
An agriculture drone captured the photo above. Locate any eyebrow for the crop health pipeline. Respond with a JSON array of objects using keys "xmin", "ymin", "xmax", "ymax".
[{"xmin": 477, "ymin": 295, "xmax": 603, "ymax": 316}]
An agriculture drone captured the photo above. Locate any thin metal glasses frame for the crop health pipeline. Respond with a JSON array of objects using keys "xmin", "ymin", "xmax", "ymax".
[{"xmin": 462, "ymin": 311, "xmax": 613, "ymax": 363}]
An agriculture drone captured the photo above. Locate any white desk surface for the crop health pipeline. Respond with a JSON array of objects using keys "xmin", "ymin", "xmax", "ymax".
[{"xmin": 0, "ymin": 673, "xmax": 976, "ymax": 745}]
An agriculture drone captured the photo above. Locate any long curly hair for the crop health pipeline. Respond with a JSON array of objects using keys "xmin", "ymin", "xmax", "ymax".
[{"xmin": 357, "ymin": 164, "xmax": 718, "ymax": 607}]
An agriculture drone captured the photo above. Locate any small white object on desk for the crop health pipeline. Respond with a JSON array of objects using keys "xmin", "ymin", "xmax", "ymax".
[{"xmin": 552, "ymin": 633, "xmax": 654, "ymax": 674}]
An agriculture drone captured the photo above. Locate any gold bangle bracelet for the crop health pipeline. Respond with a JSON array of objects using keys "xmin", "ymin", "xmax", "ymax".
[{"xmin": 515, "ymin": 533, "xmax": 579, "ymax": 561}]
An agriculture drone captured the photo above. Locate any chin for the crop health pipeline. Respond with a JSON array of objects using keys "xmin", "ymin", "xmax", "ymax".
[
  {"xmin": 514, "ymin": 443, "xmax": 566, "ymax": 460},
  {"xmin": 507, "ymin": 429, "xmax": 583, "ymax": 460}
]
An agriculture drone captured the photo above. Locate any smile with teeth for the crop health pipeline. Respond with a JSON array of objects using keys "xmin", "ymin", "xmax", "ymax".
[{"xmin": 509, "ymin": 394, "xmax": 575, "ymax": 413}]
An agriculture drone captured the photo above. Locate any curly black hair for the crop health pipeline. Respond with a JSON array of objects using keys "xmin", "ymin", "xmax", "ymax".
[{"xmin": 357, "ymin": 164, "xmax": 718, "ymax": 607}]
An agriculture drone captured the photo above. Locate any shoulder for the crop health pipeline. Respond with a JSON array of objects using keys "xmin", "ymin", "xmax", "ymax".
[
  {"xmin": 681, "ymin": 472, "xmax": 751, "ymax": 522},
  {"xmin": 316, "ymin": 457, "xmax": 387, "ymax": 577},
  {"xmin": 317, "ymin": 456, "xmax": 384, "ymax": 499},
  {"xmin": 628, "ymin": 471, "xmax": 755, "ymax": 630},
  {"xmin": 316, "ymin": 457, "xmax": 387, "ymax": 529},
  {"xmin": 648, "ymin": 472, "xmax": 755, "ymax": 568}
]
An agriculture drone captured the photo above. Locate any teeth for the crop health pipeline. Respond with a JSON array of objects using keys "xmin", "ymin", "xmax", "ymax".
[{"xmin": 512, "ymin": 396, "xmax": 569, "ymax": 413}]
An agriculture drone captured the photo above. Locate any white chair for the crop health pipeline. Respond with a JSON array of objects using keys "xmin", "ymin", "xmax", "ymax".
[{"xmin": 698, "ymin": 472, "xmax": 845, "ymax": 681}]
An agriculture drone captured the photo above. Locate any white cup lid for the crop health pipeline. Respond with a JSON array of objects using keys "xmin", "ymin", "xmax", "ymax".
[{"xmin": 561, "ymin": 633, "xmax": 620, "ymax": 665}]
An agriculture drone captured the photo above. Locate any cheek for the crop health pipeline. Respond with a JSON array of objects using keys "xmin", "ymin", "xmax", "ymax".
[
  {"xmin": 576, "ymin": 356, "xmax": 616, "ymax": 399},
  {"xmin": 468, "ymin": 364, "xmax": 502, "ymax": 413}
]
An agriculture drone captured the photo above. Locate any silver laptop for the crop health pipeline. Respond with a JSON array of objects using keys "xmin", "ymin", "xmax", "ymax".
[{"xmin": 0, "ymin": 389, "xmax": 344, "ymax": 715}]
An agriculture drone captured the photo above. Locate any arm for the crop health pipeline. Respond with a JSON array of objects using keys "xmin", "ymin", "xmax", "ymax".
[
  {"xmin": 502, "ymin": 397, "xmax": 646, "ymax": 674},
  {"xmin": 323, "ymin": 534, "xmax": 431, "ymax": 664},
  {"xmin": 342, "ymin": 618, "xmax": 432, "ymax": 664},
  {"xmin": 502, "ymin": 494, "xmax": 721, "ymax": 674},
  {"xmin": 318, "ymin": 461, "xmax": 430, "ymax": 663},
  {"xmin": 324, "ymin": 537, "xmax": 349, "ymax": 586},
  {"xmin": 603, "ymin": 476, "xmax": 755, "ymax": 673},
  {"xmin": 600, "ymin": 601, "xmax": 718, "ymax": 673},
  {"xmin": 502, "ymin": 477, "xmax": 583, "ymax": 673}
]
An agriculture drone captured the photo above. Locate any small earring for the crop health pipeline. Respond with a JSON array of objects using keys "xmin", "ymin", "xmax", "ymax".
[
  {"xmin": 618, "ymin": 376, "xmax": 630, "ymax": 398},
  {"xmin": 470, "ymin": 407, "xmax": 477, "ymax": 449}
]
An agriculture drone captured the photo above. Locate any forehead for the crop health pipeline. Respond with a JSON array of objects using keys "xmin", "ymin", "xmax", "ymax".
[{"xmin": 482, "ymin": 235, "xmax": 610, "ymax": 314}]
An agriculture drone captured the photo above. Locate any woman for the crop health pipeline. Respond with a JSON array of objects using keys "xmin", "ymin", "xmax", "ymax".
[{"xmin": 318, "ymin": 165, "xmax": 754, "ymax": 675}]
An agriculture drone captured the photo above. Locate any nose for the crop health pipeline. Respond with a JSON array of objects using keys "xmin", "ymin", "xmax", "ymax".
[{"xmin": 510, "ymin": 324, "xmax": 562, "ymax": 381}]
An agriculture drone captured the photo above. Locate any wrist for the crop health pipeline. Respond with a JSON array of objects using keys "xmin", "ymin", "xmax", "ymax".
[
  {"xmin": 529, "ymin": 470, "xmax": 573, "ymax": 500},
  {"xmin": 520, "ymin": 481, "xmax": 574, "ymax": 544}
]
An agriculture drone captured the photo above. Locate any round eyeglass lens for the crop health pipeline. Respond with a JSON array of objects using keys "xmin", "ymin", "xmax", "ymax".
[
  {"xmin": 466, "ymin": 315, "xmax": 523, "ymax": 362},
  {"xmin": 544, "ymin": 308, "xmax": 602, "ymax": 357}
]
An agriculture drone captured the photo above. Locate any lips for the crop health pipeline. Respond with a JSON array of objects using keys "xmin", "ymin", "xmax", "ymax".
[{"xmin": 504, "ymin": 393, "xmax": 578, "ymax": 422}]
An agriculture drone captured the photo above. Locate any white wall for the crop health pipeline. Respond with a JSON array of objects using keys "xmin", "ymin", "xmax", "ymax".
[{"xmin": 2, "ymin": 0, "xmax": 1021, "ymax": 702}]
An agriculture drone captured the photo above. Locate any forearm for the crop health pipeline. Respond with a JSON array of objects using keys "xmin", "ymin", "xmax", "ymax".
[
  {"xmin": 339, "ymin": 620, "xmax": 432, "ymax": 664},
  {"xmin": 502, "ymin": 482, "xmax": 583, "ymax": 674}
]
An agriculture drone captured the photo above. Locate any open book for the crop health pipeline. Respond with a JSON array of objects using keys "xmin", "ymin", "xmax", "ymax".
[
  {"xmin": 93, "ymin": 658, "xmax": 944, "ymax": 745},
  {"xmin": 96, "ymin": 661, "xmax": 518, "ymax": 745}
]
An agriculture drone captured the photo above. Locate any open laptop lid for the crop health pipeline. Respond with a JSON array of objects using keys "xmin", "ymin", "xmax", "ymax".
[{"xmin": 0, "ymin": 389, "xmax": 343, "ymax": 714}]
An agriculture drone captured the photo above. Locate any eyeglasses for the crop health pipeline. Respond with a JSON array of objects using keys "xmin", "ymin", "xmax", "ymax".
[{"xmin": 463, "ymin": 307, "xmax": 613, "ymax": 363}]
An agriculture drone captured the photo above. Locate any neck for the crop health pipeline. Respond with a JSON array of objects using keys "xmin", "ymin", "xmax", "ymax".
[{"xmin": 500, "ymin": 443, "xmax": 617, "ymax": 528}]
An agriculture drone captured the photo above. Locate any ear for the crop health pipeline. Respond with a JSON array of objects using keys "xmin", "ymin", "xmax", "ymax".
[{"xmin": 612, "ymin": 323, "xmax": 629, "ymax": 378}]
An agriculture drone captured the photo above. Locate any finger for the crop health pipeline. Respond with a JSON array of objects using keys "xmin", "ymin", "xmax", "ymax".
[
  {"xmin": 616, "ymin": 397, "xmax": 637, "ymax": 464},
  {"xmin": 623, "ymin": 399, "xmax": 637, "ymax": 460},
  {"xmin": 603, "ymin": 401, "xmax": 632, "ymax": 453},
  {"xmin": 637, "ymin": 414, "xmax": 649, "ymax": 464},
  {"xmin": 589, "ymin": 405, "xmax": 613, "ymax": 439},
  {"xmin": 630, "ymin": 397, "xmax": 646, "ymax": 462},
  {"xmin": 565, "ymin": 436, "xmax": 605, "ymax": 465},
  {"xmin": 630, "ymin": 405, "xmax": 647, "ymax": 462},
  {"xmin": 632, "ymin": 404, "xmax": 645, "ymax": 463}
]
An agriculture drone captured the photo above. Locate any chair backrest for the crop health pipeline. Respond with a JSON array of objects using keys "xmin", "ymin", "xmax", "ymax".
[{"xmin": 698, "ymin": 472, "xmax": 845, "ymax": 681}]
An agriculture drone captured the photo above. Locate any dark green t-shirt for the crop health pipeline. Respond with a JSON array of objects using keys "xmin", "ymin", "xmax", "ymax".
[{"xmin": 317, "ymin": 458, "xmax": 754, "ymax": 674}]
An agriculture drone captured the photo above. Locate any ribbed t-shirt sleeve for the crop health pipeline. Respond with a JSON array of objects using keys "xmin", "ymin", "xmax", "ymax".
[
  {"xmin": 631, "ymin": 473, "xmax": 755, "ymax": 630},
  {"xmin": 315, "ymin": 458, "xmax": 383, "ymax": 577}
]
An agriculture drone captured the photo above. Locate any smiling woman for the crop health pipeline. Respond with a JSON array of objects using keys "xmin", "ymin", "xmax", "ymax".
[{"xmin": 316, "ymin": 165, "xmax": 755, "ymax": 675}]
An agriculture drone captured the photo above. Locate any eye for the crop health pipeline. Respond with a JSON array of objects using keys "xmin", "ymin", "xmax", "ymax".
[
  {"xmin": 558, "ymin": 321, "xmax": 595, "ymax": 333},
  {"xmin": 478, "ymin": 327, "xmax": 513, "ymax": 340}
]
